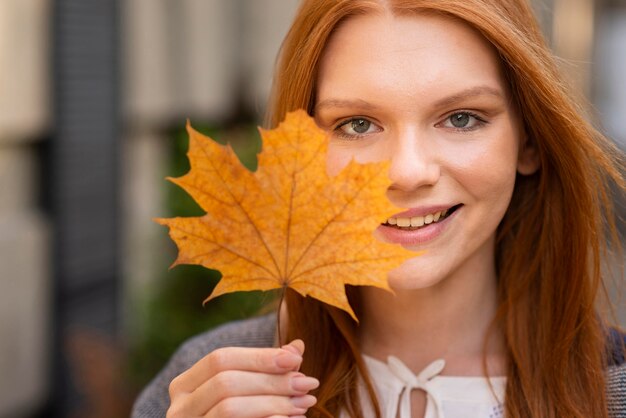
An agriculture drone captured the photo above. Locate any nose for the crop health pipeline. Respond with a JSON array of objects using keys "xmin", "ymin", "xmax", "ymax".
[{"xmin": 387, "ymin": 128, "xmax": 440, "ymax": 192}]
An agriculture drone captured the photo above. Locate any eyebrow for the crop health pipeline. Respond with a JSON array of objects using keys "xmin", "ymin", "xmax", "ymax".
[
  {"xmin": 315, "ymin": 85, "xmax": 505, "ymax": 114},
  {"xmin": 433, "ymin": 85, "xmax": 505, "ymax": 108},
  {"xmin": 314, "ymin": 98, "xmax": 379, "ymax": 114}
]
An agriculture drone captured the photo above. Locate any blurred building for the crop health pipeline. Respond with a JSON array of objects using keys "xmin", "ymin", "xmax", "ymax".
[{"xmin": 0, "ymin": 0, "xmax": 623, "ymax": 417}]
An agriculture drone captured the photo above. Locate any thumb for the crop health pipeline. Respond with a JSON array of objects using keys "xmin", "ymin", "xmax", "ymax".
[{"xmin": 281, "ymin": 339, "xmax": 305, "ymax": 357}]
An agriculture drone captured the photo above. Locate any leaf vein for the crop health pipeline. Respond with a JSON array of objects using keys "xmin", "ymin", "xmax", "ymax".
[
  {"xmin": 287, "ymin": 165, "xmax": 386, "ymax": 277},
  {"xmin": 196, "ymin": 138, "xmax": 283, "ymax": 277},
  {"xmin": 173, "ymin": 226, "xmax": 278, "ymax": 279}
]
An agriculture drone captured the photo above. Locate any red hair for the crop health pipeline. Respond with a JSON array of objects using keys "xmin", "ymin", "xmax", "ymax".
[{"xmin": 268, "ymin": 1, "xmax": 626, "ymax": 416}]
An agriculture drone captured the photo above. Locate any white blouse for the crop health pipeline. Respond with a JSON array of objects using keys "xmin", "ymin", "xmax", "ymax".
[{"xmin": 341, "ymin": 355, "xmax": 507, "ymax": 418}]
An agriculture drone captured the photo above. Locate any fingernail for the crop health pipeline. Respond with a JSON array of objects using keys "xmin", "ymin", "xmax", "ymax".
[
  {"xmin": 275, "ymin": 351, "xmax": 301, "ymax": 368},
  {"xmin": 281, "ymin": 344, "xmax": 300, "ymax": 355},
  {"xmin": 291, "ymin": 394, "xmax": 317, "ymax": 409},
  {"xmin": 291, "ymin": 375, "xmax": 320, "ymax": 392}
]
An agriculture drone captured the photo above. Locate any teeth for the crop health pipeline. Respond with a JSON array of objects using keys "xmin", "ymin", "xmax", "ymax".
[
  {"xmin": 410, "ymin": 216, "xmax": 424, "ymax": 227},
  {"xmin": 386, "ymin": 210, "xmax": 447, "ymax": 228},
  {"xmin": 397, "ymin": 218, "xmax": 411, "ymax": 227}
]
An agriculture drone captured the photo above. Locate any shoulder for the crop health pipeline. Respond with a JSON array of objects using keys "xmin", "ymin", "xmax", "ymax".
[
  {"xmin": 607, "ymin": 329, "xmax": 626, "ymax": 416},
  {"xmin": 608, "ymin": 327, "xmax": 626, "ymax": 367},
  {"xmin": 131, "ymin": 314, "xmax": 276, "ymax": 418},
  {"xmin": 173, "ymin": 313, "xmax": 277, "ymax": 362},
  {"xmin": 608, "ymin": 363, "xmax": 626, "ymax": 416}
]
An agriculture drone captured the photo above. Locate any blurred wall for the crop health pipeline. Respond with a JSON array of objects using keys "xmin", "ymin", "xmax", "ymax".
[
  {"xmin": 596, "ymin": 4, "xmax": 626, "ymax": 149},
  {"xmin": 595, "ymin": 2, "xmax": 626, "ymax": 326},
  {"xmin": 0, "ymin": 1, "xmax": 51, "ymax": 417}
]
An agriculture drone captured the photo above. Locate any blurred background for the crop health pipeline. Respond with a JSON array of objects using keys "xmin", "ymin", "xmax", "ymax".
[{"xmin": 0, "ymin": 0, "xmax": 624, "ymax": 417}]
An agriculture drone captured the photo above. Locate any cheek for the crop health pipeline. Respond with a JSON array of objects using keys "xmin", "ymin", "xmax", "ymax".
[
  {"xmin": 447, "ymin": 136, "xmax": 519, "ymax": 205},
  {"xmin": 326, "ymin": 142, "xmax": 385, "ymax": 176},
  {"xmin": 468, "ymin": 165, "xmax": 517, "ymax": 219},
  {"xmin": 326, "ymin": 148, "xmax": 352, "ymax": 176}
]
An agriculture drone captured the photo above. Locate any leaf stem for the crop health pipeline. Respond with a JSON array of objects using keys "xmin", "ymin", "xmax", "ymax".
[{"xmin": 276, "ymin": 286, "xmax": 286, "ymax": 346}]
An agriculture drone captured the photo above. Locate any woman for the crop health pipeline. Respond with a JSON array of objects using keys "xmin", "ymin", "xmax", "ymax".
[{"xmin": 133, "ymin": 0, "xmax": 626, "ymax": 417}]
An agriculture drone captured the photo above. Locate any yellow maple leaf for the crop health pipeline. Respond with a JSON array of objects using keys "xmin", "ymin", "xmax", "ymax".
[{"xmin": 157, "ymin": 110, "xmax": 414, "ymax": 320}]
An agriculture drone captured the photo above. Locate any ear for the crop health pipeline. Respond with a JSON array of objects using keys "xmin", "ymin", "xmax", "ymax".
[{"xmin": 517, "ymin": 134, "xmax": 540, "ymax": 175}]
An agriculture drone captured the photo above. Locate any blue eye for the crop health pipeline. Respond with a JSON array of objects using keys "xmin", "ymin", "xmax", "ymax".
[
  {"xmin": 351, "ymin": 119, "xmax": 371, "ymax": 133},
  {"xmin": 335, "ymin": 117, "xmax": 381, "ymax": 139},
  {"xmin": 451, "ymin": 113, "xmax": 470, "ymax": 128},
  {"xmin": 441, "ymin": 112, "xmax": 486, "ymax": 130}
]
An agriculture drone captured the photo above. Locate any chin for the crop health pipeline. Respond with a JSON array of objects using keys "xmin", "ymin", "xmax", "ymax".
[{"xmin": 387, "ymin": 259, "xmax": 447, "ymax": 290}]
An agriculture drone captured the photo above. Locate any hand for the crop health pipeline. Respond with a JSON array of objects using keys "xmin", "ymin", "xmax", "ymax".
[{"xmin": 166, "ymin": 339, "xmax": 319, "ymax": 418}]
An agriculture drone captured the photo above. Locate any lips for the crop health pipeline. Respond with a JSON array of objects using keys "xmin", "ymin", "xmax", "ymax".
[
  {"xmin": 383, "ymin": 204, "xmax": 462, "ymax": 230},
  {"xmin": 377, "ymin": 204, "xmax": 462, "ymax": 246}
]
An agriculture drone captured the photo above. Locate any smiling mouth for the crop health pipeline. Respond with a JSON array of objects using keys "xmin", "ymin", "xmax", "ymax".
[{"xmin": 382, "ymin": 204, "xmax": 462, "ymax": 230}]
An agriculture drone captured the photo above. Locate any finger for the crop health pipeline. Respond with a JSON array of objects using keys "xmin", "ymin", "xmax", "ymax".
[
  {"xmin": 170, "ymin": 346, "xmax": 303, "ymax": 395},
  {"xmin": 187, "ymin": 370, "xmax": 319, "ymax": 416},
  {"xmin": 280, "ymin": 340, "xmax": 305, "ymax": 372},
  {"xmin": 264, "ymin": 414, "xmax": 308, "ymax": 418},
  {"xmin": 281, "ymin": 339, "xmax": 304, "ymax": 356},
  {"xmin": 204, "ymin": 395, "xmax": 317, "ymax": 418},
  {"xmin": 266, "ymin": 416, "xmax": 306, "ymax": 418}
]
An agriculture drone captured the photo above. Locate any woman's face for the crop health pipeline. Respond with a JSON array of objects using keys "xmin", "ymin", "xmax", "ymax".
[{"xmin": 315, "ymin": 13, "xmax": 535, "ymax": 289}]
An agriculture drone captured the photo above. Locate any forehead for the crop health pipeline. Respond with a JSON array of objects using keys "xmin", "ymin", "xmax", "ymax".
[{"xmin": 316, "ymin": 12, "xmax": 507, "ymax": 105}]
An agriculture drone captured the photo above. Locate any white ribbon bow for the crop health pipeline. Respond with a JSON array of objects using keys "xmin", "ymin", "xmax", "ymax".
[{"xmin": 387, "ymin": 356, "xmax": 446, "ymax": 418}]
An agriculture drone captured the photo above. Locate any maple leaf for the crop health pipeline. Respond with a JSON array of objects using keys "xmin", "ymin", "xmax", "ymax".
[{"xmin": 157, "ymin": 110, "xmax": 414, "ymax": 320}]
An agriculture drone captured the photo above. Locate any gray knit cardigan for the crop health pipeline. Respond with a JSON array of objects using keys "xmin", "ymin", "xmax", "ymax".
[{"xmin": 132, "ymin": 314, "xmax": 626, "ymax": 417}]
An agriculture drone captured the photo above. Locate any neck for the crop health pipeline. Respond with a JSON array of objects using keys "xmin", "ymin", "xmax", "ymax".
[{"xmin": 357, "ymin": 242, "xmax": 506, "ymax": 376}]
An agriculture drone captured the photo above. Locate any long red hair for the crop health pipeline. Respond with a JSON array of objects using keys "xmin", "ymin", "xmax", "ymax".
[{"xmin": 267, "ymin": 1, "xmax": 626, "ymax": 417}]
